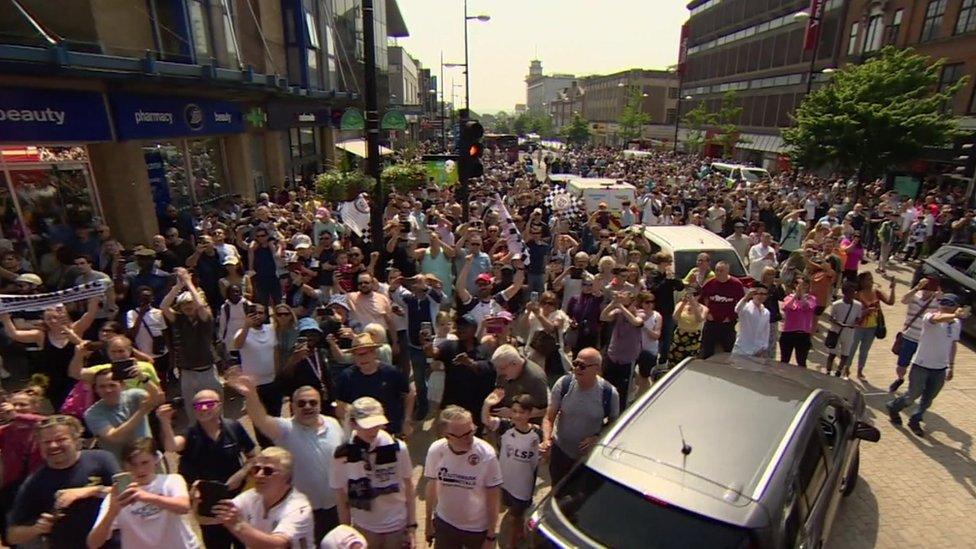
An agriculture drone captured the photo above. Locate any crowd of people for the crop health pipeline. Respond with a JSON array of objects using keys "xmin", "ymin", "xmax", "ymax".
[{"xmin": 0, "ymin": 144, "xmax": 971, "ymax": 548}]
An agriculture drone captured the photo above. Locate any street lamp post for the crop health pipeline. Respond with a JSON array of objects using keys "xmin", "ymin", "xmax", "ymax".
[
  {"xmin": 673, "ymin": 94, "xmax": 693, "ymax": 153},
  {"xmin": 461, "ymin": 0, "xmax": 490, "ymax": 121},
  {"xmin": 795, "ymin": 9, "xmax": 831, "ymax": 96}
]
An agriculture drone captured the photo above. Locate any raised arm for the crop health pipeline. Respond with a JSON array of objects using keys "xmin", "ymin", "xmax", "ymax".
[
  {"xmin": 0, "ymin": 313, "xmax": 44, "ymax": 346},
  {"xmin": 229, "ymin": 375, "xmax": 282, "ymax": 441}
]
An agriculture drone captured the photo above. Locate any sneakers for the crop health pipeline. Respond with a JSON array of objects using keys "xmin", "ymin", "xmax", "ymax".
[
  {"xmin": 888, "ymin": 378, "xmax": 904, "ymax": 393},
  {"xmin": 908, "ymin": 421, "xmax": 924, "ymax": 437},
  {"xmin": 886, "ymin": 403, "xmax": 902, "ymax": 426}
]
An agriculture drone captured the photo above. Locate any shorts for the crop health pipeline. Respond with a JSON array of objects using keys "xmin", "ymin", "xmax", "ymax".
[
  {"xmin": 502, "ymin": 488, "xmax": 532, "ymax": 515},
  {"xmin": 897, "ymin": 336, "xmax": 919, "ymax": 368},
  {"xmin": 636, "ymin": 350, "xmax": 659, "ymax": 377}
]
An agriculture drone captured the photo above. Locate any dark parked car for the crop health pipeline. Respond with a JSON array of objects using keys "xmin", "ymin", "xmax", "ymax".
[
  {"xmin": 912, "ymin": 243, "xmax": 976, "ymax": 337},
  {"xmin": 528, "ymin": 355, "xmax": 880, "ymax": 549}
]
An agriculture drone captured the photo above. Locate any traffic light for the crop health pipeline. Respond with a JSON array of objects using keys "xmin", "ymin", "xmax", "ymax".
[
  {"xmin": 459, "ymin": 119, "xmax": 485, "ymax": 180},
  {"xmin": 955, "ymin": 139, "xmax": 976, "ymax": 179}
]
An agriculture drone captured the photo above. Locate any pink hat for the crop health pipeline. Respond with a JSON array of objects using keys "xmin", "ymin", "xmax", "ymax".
[{"xmin": 475, "ymin": 273, "xmax": 493, "ymax": 285}]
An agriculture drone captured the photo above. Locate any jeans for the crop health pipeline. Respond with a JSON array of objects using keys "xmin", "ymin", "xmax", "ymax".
[
  {"xmin": 888, "ymin": 365, "xmax": 947, "ymax": 424},
  {"xmin": 527, "ymin": 272, "xmax": 546, "ymax": 296},
  {"xmin": 850, "ymin": 327, "xmax": 877, "ymax": 373},
  {"xmin": 603, "ymin": 356, "xmax": 634, "ymax": 408},
  {"xmin": 408, "ymin": 345, "xmax": 429, "ymax": 416},
  {"xmin": 879, "ymin": 242, "xmax": 893, "ymax": 271}
]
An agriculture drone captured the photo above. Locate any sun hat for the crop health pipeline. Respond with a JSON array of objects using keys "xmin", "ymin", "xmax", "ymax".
[{"xmin": 349, "ymin": 397, "xmax": 388, "ymax": 429}]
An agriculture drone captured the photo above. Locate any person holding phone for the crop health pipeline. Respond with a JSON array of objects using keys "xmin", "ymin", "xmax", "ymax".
[
  {"xmin": 232, "ymin": 303, "xmax": 280, "ymax": 447},
  {"xmin": 157, "ymin": 391, "xmax": 257, "ymax": 549},
  {"xmin": 84, "ymin": 367, "xmax": 163, "ymax": 462},
  {"xmin": 87, "ymin": 437, "xmax": 198, "ymax": 548}
]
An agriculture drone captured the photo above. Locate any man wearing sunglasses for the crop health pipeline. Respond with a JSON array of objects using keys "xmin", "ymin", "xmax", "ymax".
[
  {"xmin": 232, "ymin": 374, "xmax": 343, "ymax": 544},
  {"xmin": 215, "ymin": 447, "xmax": 315, "ymax": 549},
  {"xmin": 541, "ymin": 347, "xmax": 620, "ymax": 485},
  {"xmin": 424, "ymin": 406, "xmax": 502, "ymax": 548},
  {"xmin": 157, "ymin": 390, "xmax": 258, "ymax": 549}
]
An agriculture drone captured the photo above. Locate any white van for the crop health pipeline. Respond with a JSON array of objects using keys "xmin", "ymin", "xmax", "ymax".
[
  {"xmin": 640, "ymin": 225, "xmax": 751, "ymax": 283},
  {"xmin": 566, "ymin": 178, "xmax": 638, "ymax": 213},
  {"xmin": 710, "ymin": 162, "xmax": 770, "ymax": 188}
]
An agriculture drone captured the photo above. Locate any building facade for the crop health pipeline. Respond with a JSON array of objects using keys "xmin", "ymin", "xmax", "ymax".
[
  {"xmin": 525, "ymin": 60, "xmax": 576, "ymax": 114},
  {"xmin": 0, "ymin": 0, "xmax": 406, "ymax": 251},
  {"xmin": 548, "ymin": 69, "xmax": 679, "ymax": 145},
  {"xmin": 680, "ymin": 0, "xmax": 846, "ymax": 166}
]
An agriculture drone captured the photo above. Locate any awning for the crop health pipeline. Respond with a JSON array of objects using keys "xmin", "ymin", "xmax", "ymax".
[
  {"xmin": 336, "ymin": 139, "xmax": 393, "ymax": 157},
  {"xmin": 738, "ymin": 133, "xmax": 787, "ymax": 154}
]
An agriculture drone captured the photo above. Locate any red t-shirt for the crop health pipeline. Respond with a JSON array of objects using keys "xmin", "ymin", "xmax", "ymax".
[
  {"xmin": 0, "ymin": 413, "xmax": 44, "ymax": 489},
  {"xmin": 701, "ymin": 277, "xmax": 746, "ymax": 323}
]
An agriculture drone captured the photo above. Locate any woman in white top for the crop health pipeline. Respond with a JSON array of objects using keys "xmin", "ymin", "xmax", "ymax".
[
  {"xmin": 88, "ymin": 437, "xmax": 199, "ymax": 549},
  {"xmin": 636, "ymin": 292, "xmax": 663, "ymax": 394},
  {"xmin": 523, "ymin": 291, "xmax": 570, "ymax": 382}
]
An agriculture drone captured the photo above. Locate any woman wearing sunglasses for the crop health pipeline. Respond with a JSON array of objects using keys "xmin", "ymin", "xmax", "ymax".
[
  {"xmin": 88, "ymin": 437, "xmax": 199, "ymax": 549},
  {"xmin": 156, "ymin": 390, "xmax": 258, "ymax": 549}
]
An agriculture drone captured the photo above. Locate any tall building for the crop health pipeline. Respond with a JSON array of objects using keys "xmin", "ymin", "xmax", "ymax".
[
  {"xmin": 548, "ymin": 69, "xmax": 679, "ymax": 145},
  {"xmin": 0, "ymin": 0, "xmax": 407, "ymax": 248},
  {"xmin": 525, "ymin": 60, "xmax": 576, "ymax": 114},
  {"xmin": 679, "ymin": 0, "xmax": 846, "ymax": 167}
]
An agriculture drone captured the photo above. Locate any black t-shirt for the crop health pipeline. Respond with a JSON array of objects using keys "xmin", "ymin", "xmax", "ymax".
[
  {"xmin": 435, "ymin": 339, "xmax": 494, "ymax": 423},
  {"xmin": 335, "ymin": 364, "xmax": 410, "ymax": 433},
  {"xmin": 177, "ymin": 418, "xmax": 256, "ymax": 486},
  {"xmin": 10, "ymin": 450, "xmax": 119, "ymax": 549}
]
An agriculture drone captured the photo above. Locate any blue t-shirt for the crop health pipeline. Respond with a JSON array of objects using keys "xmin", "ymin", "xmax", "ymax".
[
  {"xmin": 84, "ymin": 388, "xmax": 150, "ymax": 460},
  {"xmin": 335, "ymin": 364, "xmax": 410, "ymax": 433}
]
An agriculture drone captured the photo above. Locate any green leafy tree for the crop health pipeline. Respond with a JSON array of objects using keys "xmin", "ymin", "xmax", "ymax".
[
  {"xmin": 529, "ymin": 113, "xmax": 555, "ymax": 138},
  {"xmin": 512, "ymin": 114, "xmax": 529, "ymax": 136},
  {"xmin": 681, "ymin": 101, "xmax": 715, "ymax": 155},
  {"xmin": 713, "ymin": 90, "xmax": 748, "ymax": 157},
  {"xmin": 618, "ymin": 87, "xmax": 652, "ymax": 142},
  {"xmin": 784, "ymin": 46, "xmax": 966, "ymax": 182},
  {"xmin": 562, "ymin": 113, "xmax": 591, "ymax": 145}
]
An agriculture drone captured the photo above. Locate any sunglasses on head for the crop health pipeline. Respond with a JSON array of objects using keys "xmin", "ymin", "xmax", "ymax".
[{"xmin": 193, "ymin": 400, "xmax": 220, "ymax": 411}]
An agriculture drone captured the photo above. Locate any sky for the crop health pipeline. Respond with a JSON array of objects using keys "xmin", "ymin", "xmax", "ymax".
[{"xmin": 394, "ymin": 0, "xmax": 689, "ymax": 114}]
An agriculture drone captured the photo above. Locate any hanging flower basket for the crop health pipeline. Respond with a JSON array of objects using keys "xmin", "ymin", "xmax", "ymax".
[
  {"xmin": 381, "ymin": 162, "xmax": 428, "ymax": 194},
  {"xmin": 315, "ymin": 170, "xmax": 377, "ymax": 202}
]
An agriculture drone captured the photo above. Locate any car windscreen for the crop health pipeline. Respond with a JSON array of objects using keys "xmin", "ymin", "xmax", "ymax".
[
  {"xmin": 675, "ymin": 250, "xmax": 749, "ymax": 280},
  {"xmin": 554, "ymin": 465, "xmax": 754, "ymax": 548},
  {"xmin": 741, "ymin": 169, "xmax": 768, "ymax": 183}
]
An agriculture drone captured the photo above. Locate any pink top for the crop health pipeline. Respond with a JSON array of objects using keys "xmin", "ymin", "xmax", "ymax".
[
  {"xmin": 781, "ymin": 293, "xmax": 818, "ymax": 333},
  {"xmin": 841, "ymin": 238, "xmax": 864, "ymax": 270}
]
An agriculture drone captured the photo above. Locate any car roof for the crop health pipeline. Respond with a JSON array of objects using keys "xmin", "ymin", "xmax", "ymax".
[
  {"xmin": 594, "ymin": 355, "xmax": 859, "ymax": 518},
  {"xmin": 641, "ymin": 225, "xmax": 735, "ymax": 252},
  {"xmin": 568, "ymin": 178, "xmax": 634, "ymax": 189}
]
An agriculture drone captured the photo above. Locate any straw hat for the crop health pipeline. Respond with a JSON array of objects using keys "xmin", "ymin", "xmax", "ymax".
[{"xmin": 349, "ymin": 333, "xmax": 381, "ymax": 352}]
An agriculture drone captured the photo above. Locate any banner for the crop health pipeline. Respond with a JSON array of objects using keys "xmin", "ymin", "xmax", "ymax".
[
  {"xmin": 339, "ymin": 194, "xmax": 371, "ymax": 243},
  {"xmin": 423, "ymin": 158, "xmax": 458, "ymax": 188},
  {"xmin": 0, "ymin": 87, "xmax": 112, "ymax": 143},
  {"xmin": 0, "ymin": 279, "xmax": 109, "ymax": 314},
  {"xmin": 110, "ymin": 93, "xmax": 244, "ymax": 140},
  {"xmin": 677, "ymin": 23, "xmax": 689, "ymax": 76},
  {"xmin": 803, "ymin": 0, "xmax": 826, "ymax": 51}
]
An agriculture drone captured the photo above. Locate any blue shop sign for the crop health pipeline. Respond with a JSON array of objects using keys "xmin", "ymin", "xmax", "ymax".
[
  {"xmin": 110, "ymin": 93, "xmax": 243, "ymax": 140},
  {"xmin": 0, "ymin": 87, "xmax": 112, "ymax": 143}
]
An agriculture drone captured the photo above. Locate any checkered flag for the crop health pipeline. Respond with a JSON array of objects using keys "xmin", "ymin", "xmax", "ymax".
[
  {"xmin": 491, "ymin": 195, "xmax": 528, "ymax": 265},
  {"xmin": 339, "ymin": 194, "xmax": 371, "ymax": 243},
  {"xmin": 544, "ymin": 187, "xmax": 583, "ymax": 221}
]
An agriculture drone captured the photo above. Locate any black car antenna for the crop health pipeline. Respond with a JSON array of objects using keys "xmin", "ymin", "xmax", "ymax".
[{"xmin": 679, "ymin": 425, "xmax": 693, "ymax": 456}]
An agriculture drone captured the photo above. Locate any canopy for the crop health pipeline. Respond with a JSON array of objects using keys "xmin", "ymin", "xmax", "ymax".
[{"xmin": 335, "ymin": 139, "xmax": 393, "ymax": 158}]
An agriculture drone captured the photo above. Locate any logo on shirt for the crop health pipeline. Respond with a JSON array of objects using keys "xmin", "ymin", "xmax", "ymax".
[
  {"xmin": 467, "ymin": 453, "xmax": 481, "ymax": 466},
  {"xmin": 437, "ymin": 467, "xmax": 478, "ymax": 488}
]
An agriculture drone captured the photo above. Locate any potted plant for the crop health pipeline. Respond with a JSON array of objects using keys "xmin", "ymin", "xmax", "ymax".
[
  {"xmin": 381, "ymin": 162, "xmax": 428, "ymax": 193},
  {"xmin": 315, "ymin": 170, "xmax": 376, "ymax": 202}
]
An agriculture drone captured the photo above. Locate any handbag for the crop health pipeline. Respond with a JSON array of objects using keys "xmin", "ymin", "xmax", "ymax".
[
  {"xmin": 825, "ymin": 302, "xmax": 855, "ymax": 349},
  {"xmin": 140, "ymin": 314, "xmax": 166, "ymax": 355},
  {"xmin": 891, "ymin": 296, "xmax": 935, "ymax": 354},
  {"xmin": 875, "ymin": 308, "xmax": 887, "ymax": 340}
]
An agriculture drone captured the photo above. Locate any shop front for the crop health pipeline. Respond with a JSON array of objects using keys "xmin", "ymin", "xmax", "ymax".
[
  {"xmin": 109, "ymin": 93, "xmax": 244, "ymax": 213},
  {"xmin": 0, "ymin": 86, "xmax": 113, "ymax": 259},
  {"xmin": 266, "ymin": 103, "xmax": 335, "ymax": 186}
]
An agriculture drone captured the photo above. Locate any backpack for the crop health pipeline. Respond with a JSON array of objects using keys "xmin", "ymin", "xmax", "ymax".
[{"xmin": 554, "ymin": 375, "xmax": 615, "ymax": 421}]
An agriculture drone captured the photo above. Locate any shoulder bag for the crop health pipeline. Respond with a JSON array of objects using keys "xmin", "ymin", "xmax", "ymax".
[
  {"xmin": 891, "ymin": 297, "xmax": 935, "ymax": 355},
  {"xmin": 825, "ymin": 302, "xmax": 855, "ymax": 349}
]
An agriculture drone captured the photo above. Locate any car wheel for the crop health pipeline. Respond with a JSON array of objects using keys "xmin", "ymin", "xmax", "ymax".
[{"xmin": 842, "ymin": 448, "xmax": 860, "ymax": 497}]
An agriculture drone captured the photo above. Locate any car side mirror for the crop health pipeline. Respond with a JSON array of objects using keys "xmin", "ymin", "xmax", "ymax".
[{"xmin": 854, "ymin": 421, "xmax": 881, "ymax": 443}]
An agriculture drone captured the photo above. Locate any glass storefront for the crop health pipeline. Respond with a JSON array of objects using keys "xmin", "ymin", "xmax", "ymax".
[
  {"xmin": 142, "ymin": 137, "xmax": 228, "ymax": 212},
  {"xmin": 0, "ymin": 145, "xmax": 102, "ymax": 259},
  {"xmin": 288, "ymin": 127, "xmax": 322, "ymax": 185}
]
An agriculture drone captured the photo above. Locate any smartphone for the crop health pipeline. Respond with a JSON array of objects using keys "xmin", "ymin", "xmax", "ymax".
[
  {"xmin": 110, "ymin": 359, "xmax": 136, "ymax": 381},
  {"xmin": 197, "ymin": 480, "xmax": 230, "ymax": 518},
  {"xmin": 420, "ymin": 321, "xmax": 433, "ymax": 335},
  {"xmin": 244, "ymin": 303, "xmax": 257, "ymax": 316},
  {"xmin": 530, "ymin": 291, "xmax": 540, "ymax": 303},
  {"xmin": 112, "ymin": 472, "xmax": 133, "ymax": 497}
]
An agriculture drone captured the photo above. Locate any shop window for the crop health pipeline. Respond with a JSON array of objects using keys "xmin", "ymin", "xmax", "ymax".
[
  {"xmin": 189, "ymin": 139, "xmax": 226, "ymax": 206},
  {"xmin": 921, "ymin": 0, "xmax": 947, "ymax": 42}
]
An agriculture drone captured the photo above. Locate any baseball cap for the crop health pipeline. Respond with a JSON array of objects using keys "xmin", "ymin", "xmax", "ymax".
[
  {"xmin": 349, "ymin": 397, "xmax": 388, "ymax": 429},
  {"xmin": 939, "ymin": 293, "xmax": 961, "ymax": 307},
  {"xmin": 475, "ymin": 273, "xmax": 493, "ymax": 285},
  {"xmin": 320, "ymin": 525, "xmax": 367, "ymax": 549},
  {"xmin": 175, "ymin": 291, "xmax": 196, "ymax": 305},
  {"xmin": 15, "ymin": 273, "xmax": 42, "ymax": 286}
]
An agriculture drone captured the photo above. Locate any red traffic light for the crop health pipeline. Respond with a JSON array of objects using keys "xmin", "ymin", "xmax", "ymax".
[{"xmin": 468, "ymin": 143, "xmax": 483, "ymax": 158}]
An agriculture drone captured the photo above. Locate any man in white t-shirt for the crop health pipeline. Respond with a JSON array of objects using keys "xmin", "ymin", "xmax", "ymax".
[
  {"xmin": 748, "ymin": 233, "xmax": 778, "ymax": 281},
  {"xmin": 331, "ymin": 397, "xmax": 416, "ymax": 548},
  {"xmin": 215, "ymin": 447, "xmax": 315, "ymax": 549},
  {"xmin": 424, "ymin": 406, "xmax": 502, "ymax": 547},
  {"xmin": 232, "ymin": 303, "xmax": 281, "ymax": 446},
  {"xmin": 705, "ymin": 201, "xmax": 726, "ymax": 234},
  {"xmin": 886, "ymin": 294, "xmax": 970, "ymax": 437}
]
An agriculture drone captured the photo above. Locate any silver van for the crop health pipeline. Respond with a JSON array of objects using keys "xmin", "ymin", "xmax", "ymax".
[{"xmin": 528, "ymin": 355, "xmax": 880, "ymax": 548}]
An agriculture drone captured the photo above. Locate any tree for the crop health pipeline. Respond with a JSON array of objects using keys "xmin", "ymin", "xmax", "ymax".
[
  {"xmin": 618, "ymin": 87, "xmax": 652, "ymax": 142},
  {"xmin": 562, "ymin": 113, "xmax": 591, "ymax": 146},
  {"xmin": 784, "ymin": 46, "xmax": 966, "ymax": 182},
  {"xmin": 713, "ymin": 90, "xmax": 748, "ymax": 157},
  {"xmin": 682, "ymin": 101, "xmax": 715, "ymax": 155}
]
